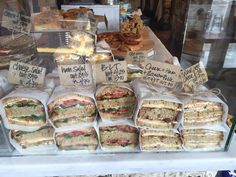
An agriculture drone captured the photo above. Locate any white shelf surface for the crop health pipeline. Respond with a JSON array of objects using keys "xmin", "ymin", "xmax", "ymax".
[{"xmin": 0, "ymin": 136, "xmax": 235, "ymax": 177}]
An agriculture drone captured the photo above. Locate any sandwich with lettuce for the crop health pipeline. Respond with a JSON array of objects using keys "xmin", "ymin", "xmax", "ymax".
[
  {"xmin": 48, "ymin": 94, "xmax": 96, "ymax": 128},
  {"xmin": 3, "ymin": 97, "xmax": 46, "ymax": 126}
]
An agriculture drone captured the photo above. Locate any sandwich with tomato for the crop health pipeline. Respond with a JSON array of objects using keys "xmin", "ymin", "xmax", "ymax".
[
  {"xmin": 48, "ymin": 94, "xmax": 96, "ymax": 128},
  {"xmin": 55, "ymin": 128, "xmax": 98, "ymax": 150},
  {"xmin": 99, "ymin": 125, "xmax": 139, "ymax": 150},
  {"xmin": 96, "ymin": 85, "xmax": 136, "ymax": 120},
  {"xmin": 2, "ymin": 97, "xmax": 46, "ymax": 126},
  {"xmin": 11, "ymin": 126, "xmax": 54, "ymax": 149}
]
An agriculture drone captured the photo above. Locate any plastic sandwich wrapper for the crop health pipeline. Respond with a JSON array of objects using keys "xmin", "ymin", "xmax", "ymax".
[
  {"xmin": 8, "ymin": 125, "xmax": 57, "ymax": 155},
  {"xmin": 0, "ymin": 118, "xmax": 13, "ymax": 153},
  {"xmin": 54, "ymin": 123, "xmax": 99, "ymax": 153},
  {"xmin": 132, "ymin": 79, "xmax": 183, "ymax": 130},
  {"xmin": 0, "ymin": 87, "xmax": 50, "ymax": 132},
  {"xmin": 0, "ymin": 70, "xmax": 14, "ymax": 99},
  {"xmin": 98, "ymin": 119, "xmax": 140, "ymax": 152},
  {"xmin": 139, "ymin": 128, "xmax": 184, "ymax": 152},
  {"xmin": 178, "ymin": 86, "xmax": 229, "ymax": 130},
  {"xmin": 47, "ymin": 85, "xmax": 97, "ymax": 132},
  {"xmin": 95, "ymin": 82, "xmax": 137, "ymax": 122}
]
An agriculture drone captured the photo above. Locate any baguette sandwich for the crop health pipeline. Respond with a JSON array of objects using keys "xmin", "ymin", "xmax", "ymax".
[
  {"xmin": 11, "ymin": 126, "xmax": 54, "ymax": 149},
  {"xmin": 2, "ymin": 97, "xmax": 46, "ymax": 126},
  {"xmin": 55, "ymin": 128, "xmax": 98, "ymax": 150},
  {"xmin": 48, "ymin": 94, "xmax": 96, "ymax": 128},
  {"xmin": 96, "ymin": 86, "xmax": 136, "ymax": 120},
  {"xmin": 99, "ymin": 125, "xmax": 139, "ymax": 150}
]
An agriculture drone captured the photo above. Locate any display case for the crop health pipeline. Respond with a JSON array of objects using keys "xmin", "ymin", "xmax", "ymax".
[{"xmin": 0, "ymin": 0, "xmax": 235, "ymax": 177}]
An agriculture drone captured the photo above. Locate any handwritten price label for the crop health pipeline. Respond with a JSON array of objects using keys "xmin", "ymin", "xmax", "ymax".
[
  {"xmin": 2, "ymin": 9, "xmax": 31, "ymax": 34},
  {"xmin": 142, "ymin": 60, "xmax": 182, "ymax": 88},
  {"xmin": 126, "ymin": 51, "xmax": 147, "ymax": 66},
  {"xmin": 8, "ymin": 61, "xmax": 46, "ymax": 88},
  {"xmin": 95, "ymin": 61, "xmax": 127, "ymax": 83},
  {"xmin": 58, "ymin": 64, "xmax": 93, "ymax": 86},
  {"xmin": 182, "ymin": 62, "xmax": 208, "ymax": 92}
]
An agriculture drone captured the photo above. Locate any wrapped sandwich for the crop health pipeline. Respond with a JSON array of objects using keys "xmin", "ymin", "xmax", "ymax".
[
  {"xmin": 183, "ymin": 99, "xmax": 225, "ymax": 127},
  {"xmin": 48, "ymin": 94, "xmax": 96, "ymax": 128},
  {"xmin": 10, "ymin": 126, "xmax": 54, "ymax": 149},
  {"xmin": 136, "ymin": 100, "xmax": 182, "ymax": 129},
  {"xmin": 0, "ymin": 88, "xmax": 49, "ymax": 131},
  {"xmin": 55, "ymin": 128, "xmax": 98, "ymax": 151},
  {"xmin": 132, "ymin": 80, "xmax": 182, "ymax": 129},
  {"xmin": 140, "ymin": 129, "xmax": 182, "ymax": 151},
  {"xmin": 182, "ymin": 129, "xmax": 225, "ymax": 150},
  {"xmin": 99, "ymin": 125, "xmax": 139, "ymax": 151},
  {"xmin": 2, "ymin": 97, "xmax": 46, "ymax": 127},
  {"xmin": 96, "ymin": 84, "xmax": 136, "ymax": 120}
]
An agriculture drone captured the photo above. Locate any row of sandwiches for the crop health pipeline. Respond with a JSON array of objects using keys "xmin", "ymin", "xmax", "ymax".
[
  {"xmin": 10, "ymin": 125, "xmax": 224, "ymax": 152},
  {"xmin": 0, "ymin": 82, "xmax": 227, "ymax": 152},
  {"xmin": 1, "ymin": 85, "xmax": 225, "ymax": 130}
]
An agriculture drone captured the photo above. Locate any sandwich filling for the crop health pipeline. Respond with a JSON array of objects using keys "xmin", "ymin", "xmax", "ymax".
[
  {"xmin": 182, "ymin": 129, "xmax": 224, "ymax": 149},
  {"xmin": 55, "ymin": 128, "xmax": 98, "ymax": 150},
  {"xmin": 96, "ymin": 86, "xmax": 136, "ymax": 119},
  {"xmin": 11, "ymin": 126, "xmax": 54, "ymax": 149},
  {"xmin": 48, "ymin": 94, "xmax": 96, "ymax": 128},
  {"xmin": 3, "ymin": 97, "xmax": 46, "ymax": 126},
  {"xmin": 184, "ymin": 99, "xmax": 223, "ymax": 126},
  {"xmin": 100, "ymin": 125, "xmax": 139, "ymax": 148},
  {"xmin": 140, "ymin": 130, "xmax": 182, "ymax": 151},
  {"xmin": 137, "ymin": 100, "xmax": 181, "ymax": 129}
]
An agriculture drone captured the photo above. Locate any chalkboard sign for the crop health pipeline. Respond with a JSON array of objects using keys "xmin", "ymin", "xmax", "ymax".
[{"xmin": 8, "ymin": 61, "xmax": 46, "ymax": 88}]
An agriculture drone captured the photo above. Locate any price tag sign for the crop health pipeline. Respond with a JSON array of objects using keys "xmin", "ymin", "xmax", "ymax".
[
  {"xmin": 58, "ymin": 64, "xmax": 93, "ymax": 86},
  {"xmin": 142, "ymin": 60, "xmax": 182, "ymax": 88},
  {"xmin": 8, "ymin": 61, "xmax": 46, "ymax": 88},
  {"xmin": 95, "ymin": 61, "xmax": 127, "ymax": 84},
  {"xmin": 182, "ymin": 62, "xmax": 208, "ymax": 92},
  {"xmin": 126, "ymin": 51, "xmax": 147, "ymax": 66},
  {"xmin": 2, "ymin": 9, "xmax": 31, "ymax": 34}
]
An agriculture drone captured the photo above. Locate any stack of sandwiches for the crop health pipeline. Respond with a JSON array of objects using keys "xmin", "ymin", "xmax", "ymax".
[
  {"xmin": 55, "ymin": 128, "xmax": 98, "ymax": 150},
  {"xmin": 136, "ymin": 100, "xmax": 182, "ymax": 129},
  {"xmin": 2, "ymin": 97, "xmax": 46, "ymax": 127},
  {"xmin": 99, "ymin": 125, "xmax": 139, "ymax": 150},
  {"xmin": 11, "ymin": 126, "xmax": 54, "ymax": 149},
  {"xmin": 182, "ymin": 129, "xmax": 224, "ymax": 149},
  {"xmin": 96, "ymin": 85, "xmax": 136, "ymax": 120},
  {"xmin": 140, "ymin": 129, "xmax": 182, "ymax": 151},
  {"xmin": 184, "ymin": 99, "xmax": 224, "ymax": 127},
  {"xmin": 69, "ymin": 31, "xmax": 95, "ymax": 57},
  {"xmin": 48, "ymin": 94, "xmax": 96, "ymax": 128}
]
